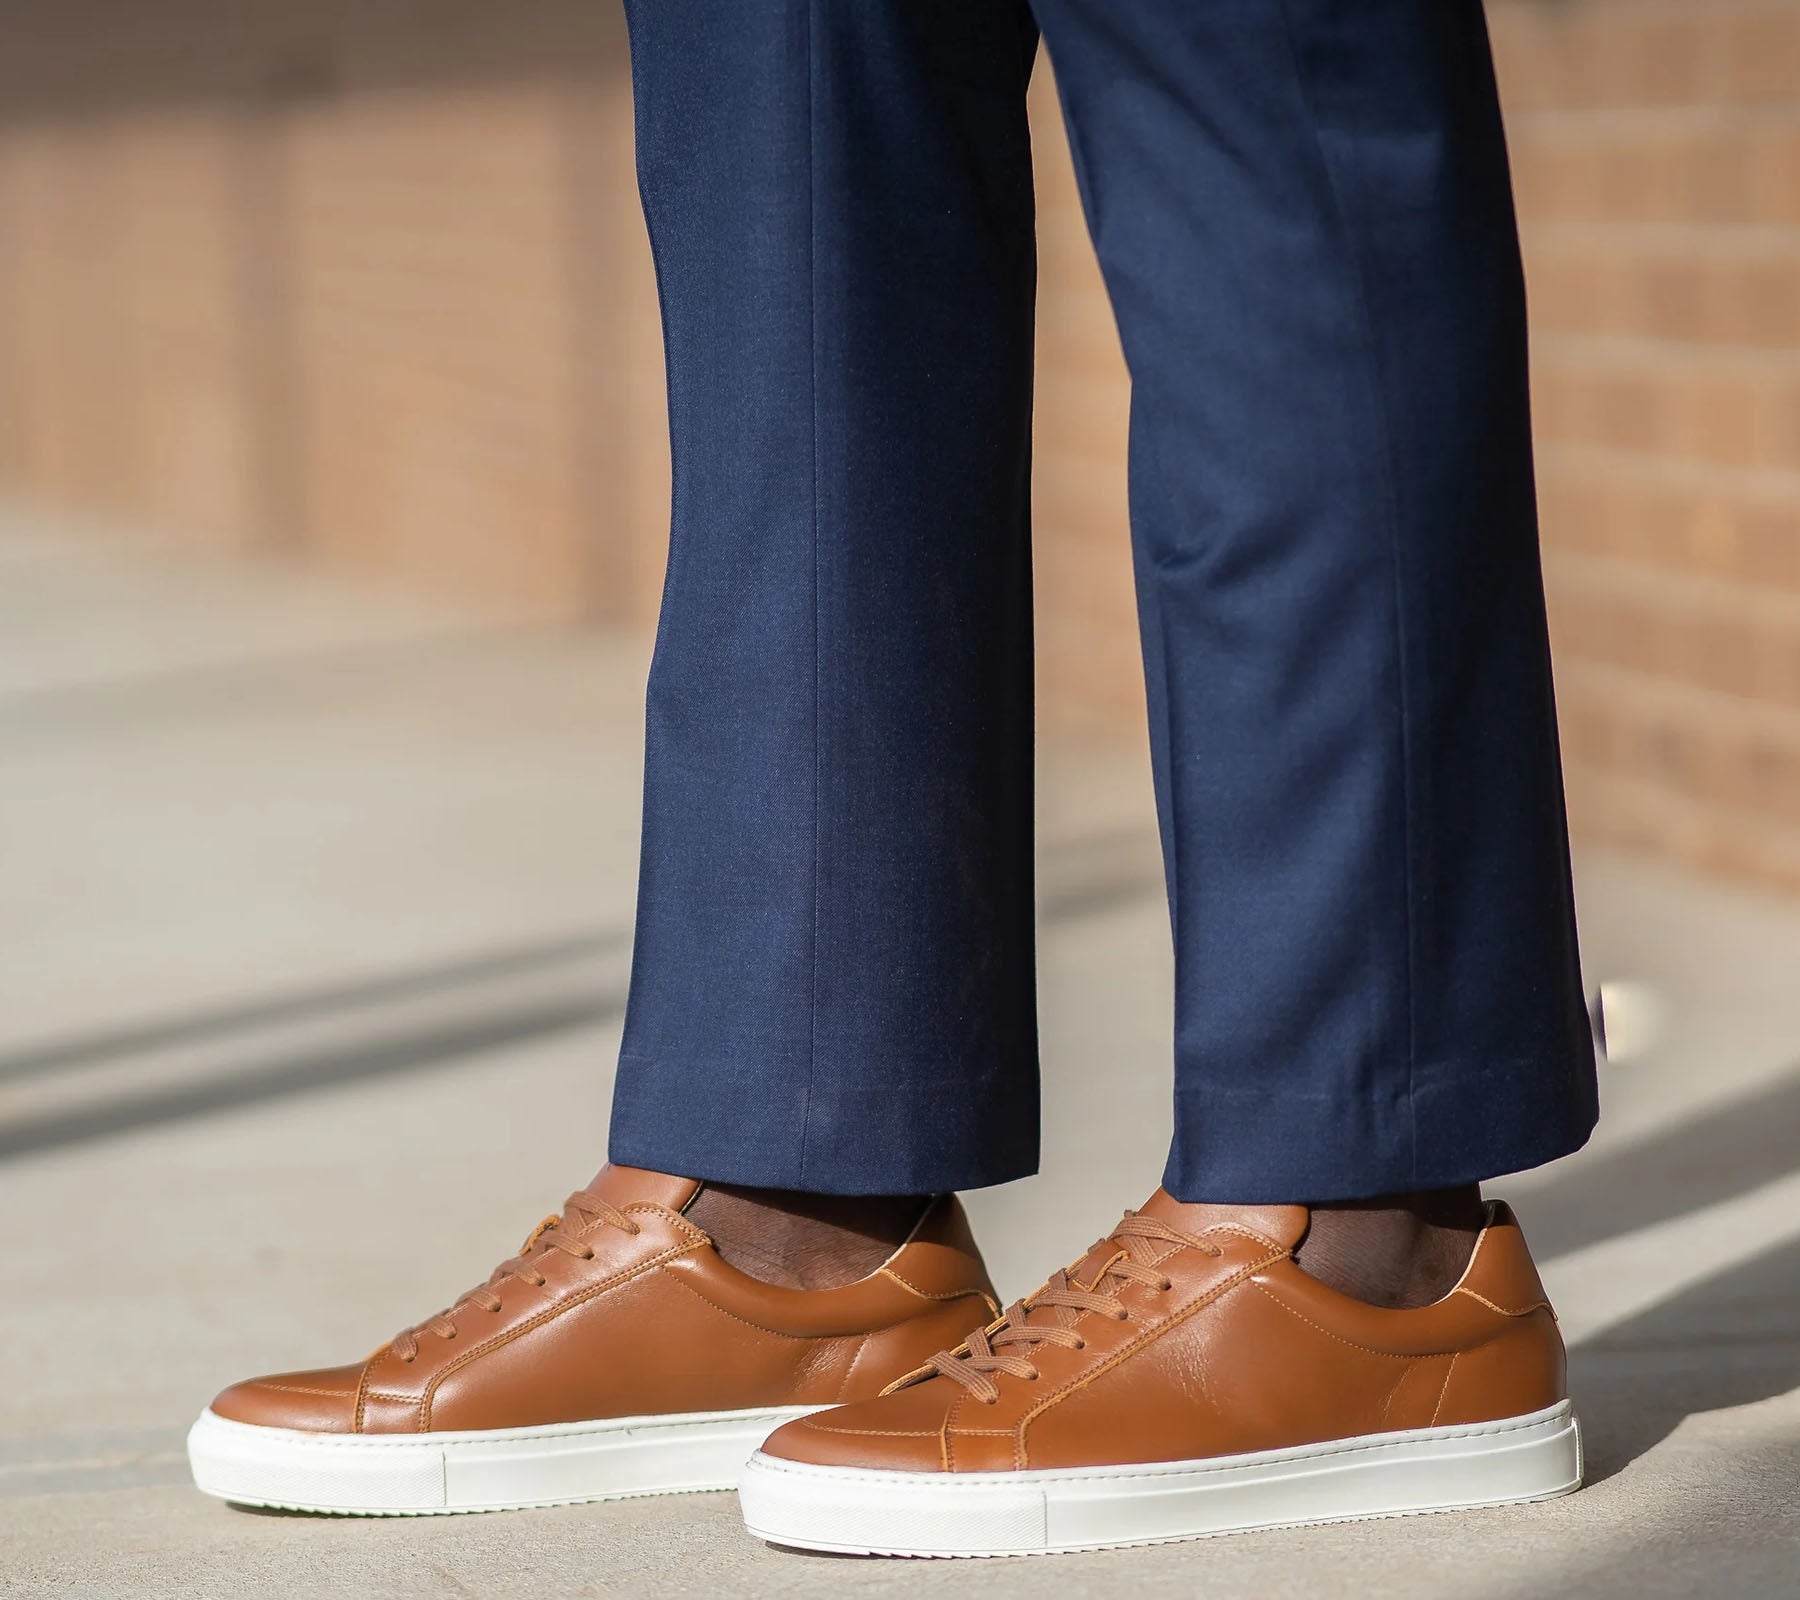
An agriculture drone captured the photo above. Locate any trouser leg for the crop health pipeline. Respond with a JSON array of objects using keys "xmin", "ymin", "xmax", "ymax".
[
  {"xmin": 609, "ymin": 0, "xmax": 1043, "ymax": 1194},
  {"xmin": 1028, "ymin": 0, "xmax": 1597, "ymax": 1200}
]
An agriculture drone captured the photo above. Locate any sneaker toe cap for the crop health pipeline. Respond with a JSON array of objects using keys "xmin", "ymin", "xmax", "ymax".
[
  {"xmin": 762, "ymin": 1384, "xmax": 960, "ymax": 1472},
  {"xmin": 209, "ymin": 1364, "xmax": 365, "ymax": 1432}
]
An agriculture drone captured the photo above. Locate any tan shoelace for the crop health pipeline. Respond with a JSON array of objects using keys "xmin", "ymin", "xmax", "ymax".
[
  {"xmin": 388, "ymin": 1189, "xmax": 641, "ymax": 1362},
  {"xmin": 924, "ymin": 1212, "xmax": 1223, "ymax": 1404}
]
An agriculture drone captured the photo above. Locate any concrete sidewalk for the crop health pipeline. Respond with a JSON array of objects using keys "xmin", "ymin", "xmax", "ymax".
[{"xmin": 2, "ymin": 526, "xmax": 1796, "ymax": 1598}]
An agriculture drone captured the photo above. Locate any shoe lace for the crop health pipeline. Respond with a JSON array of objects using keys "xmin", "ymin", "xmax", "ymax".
[
  {"xmin": 924, "ymin": 1212, "xmax": 1223, "ymax": 1404},
  {"xmin": 388, "ymin": 1189, "xmax": 641, "ymax": 1362}
]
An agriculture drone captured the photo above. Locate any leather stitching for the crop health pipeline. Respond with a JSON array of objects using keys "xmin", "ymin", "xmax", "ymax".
[
  {"xmin": 1015, "ymin": 1250, "xmax": 1282, "ymax": 1459},
  {"xmin": 833, "ymin": 1334, "xmax": 872, "ymax": 1402},
  {"xmin": 661, "ymin": 1270, "xmax": 849, "ymax": 1341},
  {"xmin": 369, "ymin": 1199, "xmax": 706, "ymax": 1432},
  {"xmin": 1198, "ymin": 1223, "xmax": 1297, "ymax": 1256},
  {"xmin": 877, "ymin": 1267, "xmax": 996, "ymax": 1317},
  {"xmin": 618, "ymin": 1201, "xmax": 708, "ymax": 1244},
  {"xmin": 1428, "ymin": 1352, "xmax": 1459, "ymax": 1425},
  {"xmin": 416, "ymin": 1238, "xmax": 705, "ymax": 1428},
  {"xmin": 1247, "ymin": 1280, "xmax": 1459, "ymax": 1359},
  {"xmin": 1376, "ymin": 1365, "xmax": 1410, "ymax": 1431},
  {"xmin": 1454, "ymin": 1286, "xmax": 1550, "ymax": 1318}
]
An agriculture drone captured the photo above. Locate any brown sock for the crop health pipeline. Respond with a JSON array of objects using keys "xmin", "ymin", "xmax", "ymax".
[
  {"xmin": 1292, "ymin": 1185, "xmax": 1486, "ymax": 1310},
  {"xmin": 684, "ymin": 1183, "xmax": 931, "ymax": 1291}
]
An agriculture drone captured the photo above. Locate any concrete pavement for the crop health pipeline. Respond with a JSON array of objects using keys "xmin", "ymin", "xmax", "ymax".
[{"xmin": 1, "ymin": 522, "xmax": 1796, "ymax": 1597}]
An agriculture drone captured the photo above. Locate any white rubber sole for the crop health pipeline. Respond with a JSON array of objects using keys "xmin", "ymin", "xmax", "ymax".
[
  {"xmin": 738, "ymin": 1399, "xmax": 1582, "ymax": 1557},
  {"xmin": 188, "ymin": 1403, "xmax": 818, "ymax": 1515}
]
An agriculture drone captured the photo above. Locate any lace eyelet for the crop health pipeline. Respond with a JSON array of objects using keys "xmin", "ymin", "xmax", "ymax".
[
  {"xmin": 401, "ymin": 1354, "xmax": 415, "ymax": 1364},
  {"xmin": 1158, "ymin": 1278, "xmax": 1173, "ymax": 1292},
  {"xmin": 581, "ymin": 1248, "xmax": 596, "ymax": 1261},
  {"xmin": 1116, "ymin": 1310, "xmax": 1130, "ymax": 1321},
  {"xmin": 1074, "ymin": 1339, "xmax": 1087, "ymax": 1350}
]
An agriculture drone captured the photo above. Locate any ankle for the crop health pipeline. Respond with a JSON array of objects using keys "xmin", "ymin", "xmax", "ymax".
[
  {"xmin": 685, "ymin": 1183, "xmax": 930, "ymax": 1291},
  {"xmin": 1292, "ymin": 1185, "xmax": 1485, "ymax": 1310}
]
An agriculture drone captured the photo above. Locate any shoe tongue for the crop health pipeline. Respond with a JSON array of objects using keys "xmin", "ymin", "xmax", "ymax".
[
  {"xmin": 582, "ymin": 1164, "xmax": 703, "ymax": 1215},
  {"xmin": 1133, "ymin": 1189, "xmax": 1309, "ymax": 1252}
]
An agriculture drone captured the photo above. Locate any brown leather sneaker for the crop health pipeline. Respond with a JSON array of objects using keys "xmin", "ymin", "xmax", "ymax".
[
  {"xmin": 187, "ymin": 1165, "xmax": 997, "ymax": 1515},
  {"xmin": 740, "ymin": 1194, "xmax": 1582, "ymax": 1556}
]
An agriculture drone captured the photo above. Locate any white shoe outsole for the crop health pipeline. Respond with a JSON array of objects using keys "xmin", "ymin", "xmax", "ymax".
[
  {"xmin": 737, "ymin": 1399, "xmax": 1583, "ymax": 1557},
  {"xmin": 187, "ymin": 1403, "xmax": 819, "ymax": 1515}
]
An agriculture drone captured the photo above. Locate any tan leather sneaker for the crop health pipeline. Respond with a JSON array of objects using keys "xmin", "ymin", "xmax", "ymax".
[
  {"xmin": 187, "ymin": 1165, "xmax": 998, "ymax": 1515},
  {"xmin": 740, "ymin": 1193, "xmax": 1581, "ymax": 1556}
]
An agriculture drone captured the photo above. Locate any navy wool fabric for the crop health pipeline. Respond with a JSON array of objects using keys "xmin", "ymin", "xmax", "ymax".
[{"xmin": 608, "ymin": 0, "xmax": 1599, "ymax": 1203}]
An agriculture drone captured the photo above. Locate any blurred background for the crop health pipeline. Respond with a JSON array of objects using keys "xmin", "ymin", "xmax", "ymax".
[
  {"xmin": 2, "ymin": 3, "xmax": 1798, "ymax": 1597},
  {"xmin": 3, "ymin": 0, "xmax": 1800, "ymax": 869}
]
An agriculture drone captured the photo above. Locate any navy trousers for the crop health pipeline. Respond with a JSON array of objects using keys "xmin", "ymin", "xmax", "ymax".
[{"xmin": 608, "ymin": 0, "xmax": 1599, "ymax": 1203}]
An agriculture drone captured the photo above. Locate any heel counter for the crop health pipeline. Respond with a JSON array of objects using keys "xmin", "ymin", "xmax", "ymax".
[
  {"xmin": 1436, "ymin": 1201, "xmax": 1568, "ymax": 1425},
  {"xmin": 889, "ymin": 1193, "xmax": 1001, "ymax": 1311},
  {"xmin": 1435, "ymin": 1304, "xmax": 1567, "ymax": 1425},
  {"xmin": 1466, "ymin": 1201, "xmax": 1552, "ymax": 1312}
]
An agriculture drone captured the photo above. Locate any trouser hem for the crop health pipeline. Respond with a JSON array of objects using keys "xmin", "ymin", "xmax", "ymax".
[
  {"xmin": 608, "ymin": 1051, "xmax": 1040, "ymax": 1196},
  {"xmin": 1162, "ymin": 1047, "xmax": 1599, "ymax": 1204}
]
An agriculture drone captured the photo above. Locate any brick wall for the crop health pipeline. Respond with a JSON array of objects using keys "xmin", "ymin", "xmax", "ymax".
[
  {"xmin": 0, "ymin": 1, "xmax": 1797, "ymax": 891},
  {"xmin": 1492, "ymin": 0, "xmax": 1800, "ymax": 890},
  {"xmin": 0, "ymin": 0, "xmax": 653, "ymax": 617}
]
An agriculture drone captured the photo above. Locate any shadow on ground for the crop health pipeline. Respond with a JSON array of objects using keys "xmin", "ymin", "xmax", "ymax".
[{"xmin": 1572, "ymin": 1231, "xmax": 1800, "ymax": 1484}]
